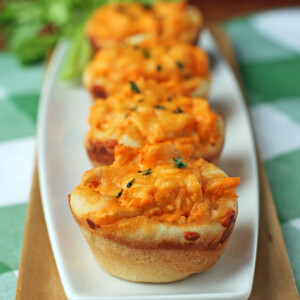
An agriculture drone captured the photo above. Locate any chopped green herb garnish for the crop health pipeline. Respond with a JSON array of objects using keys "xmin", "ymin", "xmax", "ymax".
[
  {"xmin": 116, "ymin": 189, "xmax": 123, "ymax": 198},
  {"xmin": 173, "ymin": 157, "xmax": 187, "ymax": 169},
  {"xmin": 143, "ymin": 168, "xmax": 152, "ymax": 175},
  {"xmin": 126, "ymin": 178, "xmax": 135, "ymax": 188},
  {"xmin": 142, "ymin": 48, "xmax": 151, "ymax": 58},
  {"xmin": 173, "ymin": 107, "xmax": 184, "ymax": 114},
  {"xmin": 138, "ymin": 168, "xmax": 152, "ymax": 175},
  {"xmin": 143, "ymin": 3, "xmax": 152, "ymax": 9},
  {"xmin": 130, "ymin": 81, "xmax": 141, "ymax": 93},
  {"xmin": 156, "ymin": 65, "xmax": 162, "ymax": 72},
  {"xmin": 153, "ymin": 105, "xmax": 165, "ymax": 110},
  {"xmin": 138, "ymin": 99, "xmax": 144, "ymax": 103},
  {"xmin": 130, "ymin": 106, "xmax": 138, "ymax": 111},
  {"xmin": 167, "ymin": 97, "xmax": 172, "ymax": 102},
  {"xmin": 184, "ymin": 74, "xmax": 191, "ymax": 79},
  {"xmin": 176, "ymin": 61, "xmax": 184, "ymax": 69},
  {"xmin": 124, "ymin": 112, "xmax": 129, "ymax": 119}
]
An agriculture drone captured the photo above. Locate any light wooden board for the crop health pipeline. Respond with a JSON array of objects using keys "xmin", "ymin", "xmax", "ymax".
[
  {"xmin": 15, "ymin": 25, "xmax": 299, "ymax": 300},
  {"xmin": 15, "ymin": 162, "xmax": 66, "ymax": 300}
]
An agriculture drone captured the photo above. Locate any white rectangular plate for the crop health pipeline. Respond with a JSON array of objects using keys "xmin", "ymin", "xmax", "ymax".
[{"xmin": 38, "ymin": 30, "xmax": 259, "ymax": 300}]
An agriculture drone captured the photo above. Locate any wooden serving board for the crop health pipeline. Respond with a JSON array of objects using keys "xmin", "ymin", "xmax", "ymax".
[{"xmin": 15, "ymin": 25, "xmax": 299, "ymax": 300}]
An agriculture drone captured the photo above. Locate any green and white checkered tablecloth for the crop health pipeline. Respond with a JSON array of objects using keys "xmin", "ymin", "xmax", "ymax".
[{"xmin": 0, "ymin": 8, "xmax": 299, "ymax": 299}]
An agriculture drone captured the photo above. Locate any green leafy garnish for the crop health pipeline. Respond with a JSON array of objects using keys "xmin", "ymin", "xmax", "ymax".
[
  {"xmin": 173, "ymin": 157, "xmax": 187, "ymax": 169},
  {"xmin": 142, "ymin": 48, "xmax": 151, "ymax": 58},
  {"xmin": 0, "ymin": 0, "xmax": 95, "ymax": 70},
  {"xmin": 143, "ymin": 168, "xmax": 152, "ymax": 175},
  {"xmin": 61, "ymin": 24, "xmax": 92, "ymax": 80},
  {"xmin": 116, "ymin": 189, "xmax": 123, "ymax": 199},
  {"xmin": 130, "ymin": 106, "xmax": 138, "ymax": 111},
  {"xmin": 138, "ymin": 98, "xmax": 144, "ymax": 103},
  {"xmin": 176, "ymin": 61, "xmax": 184, "ymax": 69},
  {"xmin": 143, "ymin": 3, "xmax": 152, "ymax": 9},
  {"xmin": 167, "ymin": 97, "xmax": 172, "ymax": 102},
  {"xmin": 156, "ymin": 65, "xmax": 162, "ymax": 72},
  {"xmin": 173, "ymin": 107, "xmax": 184, "ymax": 114},
  {"xmin": 184, "ymin": 74, "xmax": 191, "ymax": 79},
  {"xmin": 138, "ymin": 168, "xmax": 152, "ymax": 175},
  {"xmin": 153, "ymin": 105, "xmax": 165, "ymax": 110},
  {"xmin": 0, "ymin": 0, "xmax": 162, "ymax": 80},
  {"xmin": 130, "ymin": 81, "xmax": 141, "ymax": 93},
  {"xmin": 126, "ymin": 178, "xmax": 135, "ymax": 188}
]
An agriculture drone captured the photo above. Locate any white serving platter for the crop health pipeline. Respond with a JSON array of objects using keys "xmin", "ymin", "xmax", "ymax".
[{"xmin": 37, "ymin": 29, "xmax": 259, "ymax": 300}]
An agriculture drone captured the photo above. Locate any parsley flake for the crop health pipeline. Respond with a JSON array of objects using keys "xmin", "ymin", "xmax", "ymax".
[
  {"xmin": 124, "ymin": 112, "xmax": 129, "ymax": 119},
  {"xmin": 184, "ymin": 74, "xmax": 191, "ymax": 79},
  {"xmin": 143, "ymin": 168, "xmax": 152, "ymax": 175},
  {"xmin": 153, "ymin": 105, "xmax": 165, "ymax": 110},
  {"xmin": 130, "ymin": 81, "xmax": 141, "ymax": 93},
  {"xmin": 167, "ymin": 97, "xmax": 172, "ymax": 102},
  {"xmin": 142, "ymin": 49, "xmax": 151, "ymax": 58},
  {"xmin": 156, "ymin": 65, "xmax": 162, "ymax": 72},
  {"xmin": 138, "ymin": 168, "xmax": 152, "ymax": 175},
  {"xmin": 176, "ymin": 61, "xmax": 184, "ymax": 69},
  {"xmin": 126, "ymin": 178, "xmax": 135, "ymax": 188},
  {"xmin": 143, "ymin": 3, "xmax": 152, "ymax": 9},
  {"xmin": 173, "ymin": 157, "xmax": 187, "ymax": 169},
  {"xmin": 173, "ymin": 107, "xmax": 184, "ymax": 114},
  {"xmin": 138, "ymin": 98, "xmax": 144, "ymax": 103},
  {"xmin": 116, "ymin": 189, "xmax": 123, "ymax": 198},
  {"xmin": 130, "ymin": 106, "xmax": 138, "ymax": 111}
]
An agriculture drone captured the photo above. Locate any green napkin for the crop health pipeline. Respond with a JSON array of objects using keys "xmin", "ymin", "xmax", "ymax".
[{"xmin": 0, "ymin": 8, "xmax": 299, "ymax": 298}]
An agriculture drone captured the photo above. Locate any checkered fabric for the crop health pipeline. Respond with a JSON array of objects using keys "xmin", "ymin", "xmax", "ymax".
[{"xmin": 0, "ymin": 8, "xmax": 299, "ymax": 298}]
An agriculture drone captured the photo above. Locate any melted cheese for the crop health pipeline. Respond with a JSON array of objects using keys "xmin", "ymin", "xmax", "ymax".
[
  {"xmin": 87, "ymin": 80, "xmax": 221, "ymax": 159},
  {"xmin": 85, "ymin": 1, "xmax": 203, "ymax": 48},
  {"xmin": 78, "ymin": 142, "xmax": 240, "ymax": 226},
  {"xmin": 83, "ymin": 42, "xmax": 210, "ymax": 97}
]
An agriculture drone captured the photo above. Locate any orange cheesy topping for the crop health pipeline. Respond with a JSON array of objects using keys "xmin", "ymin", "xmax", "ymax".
[
  {"xmin": 87, "ymin": 80, "xmax": 222, "ymax": 159},
  {"xmin": 85, "ymin": 1, "xmax": 203, "ymax": 49},
  {"xmin": 83, "ymin": 42, "xmax": 210, "ymax": 97},
  {"xmin": 78, "ymin": 142, "xmax": 240, "ymax": 226}
]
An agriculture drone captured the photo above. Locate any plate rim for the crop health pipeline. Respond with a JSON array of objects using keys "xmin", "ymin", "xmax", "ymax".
[{"xmin": 37, "ymin": 29, "xmax": 259, "ymax": 300}]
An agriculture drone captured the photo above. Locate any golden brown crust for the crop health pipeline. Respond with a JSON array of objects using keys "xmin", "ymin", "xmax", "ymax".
[
  {"xmin": 85, "ymin": 138, "xmax": 118, "ymax": 167},
  {"xmin": 70, "ymin": 196, "xmax": 236, "ymax": 282},
  {"xmin": 76, "ymin": 224, "xmax": 231, "ymax": 283},
  {"xmin": 71, "ymin": 207, "xmax": 236, "ymax": 252}
]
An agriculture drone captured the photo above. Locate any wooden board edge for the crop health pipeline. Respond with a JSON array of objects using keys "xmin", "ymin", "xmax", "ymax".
[
  {"xmin": 208, "ymin": 24, "xmax": 299, "ymax": 299},
  {"xmin": 15, "ymin": 162, "xmax": 67, "ymax": 300}
]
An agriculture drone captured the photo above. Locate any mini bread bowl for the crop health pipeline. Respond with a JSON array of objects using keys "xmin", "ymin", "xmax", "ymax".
[
  {"xmin": 85, "ymin": 1, "xmax": 203, "ymax": 51},
  {"xmin": 69, "ymin": 142, "xmax": 240, "ymax": 283},
  {"xmin": 84, "ymin": 79, "xmax": 224, "ymax": 167},
  {"xmin": 83, "ymin": 42, "xmax": 210, "ymax": 99}
]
